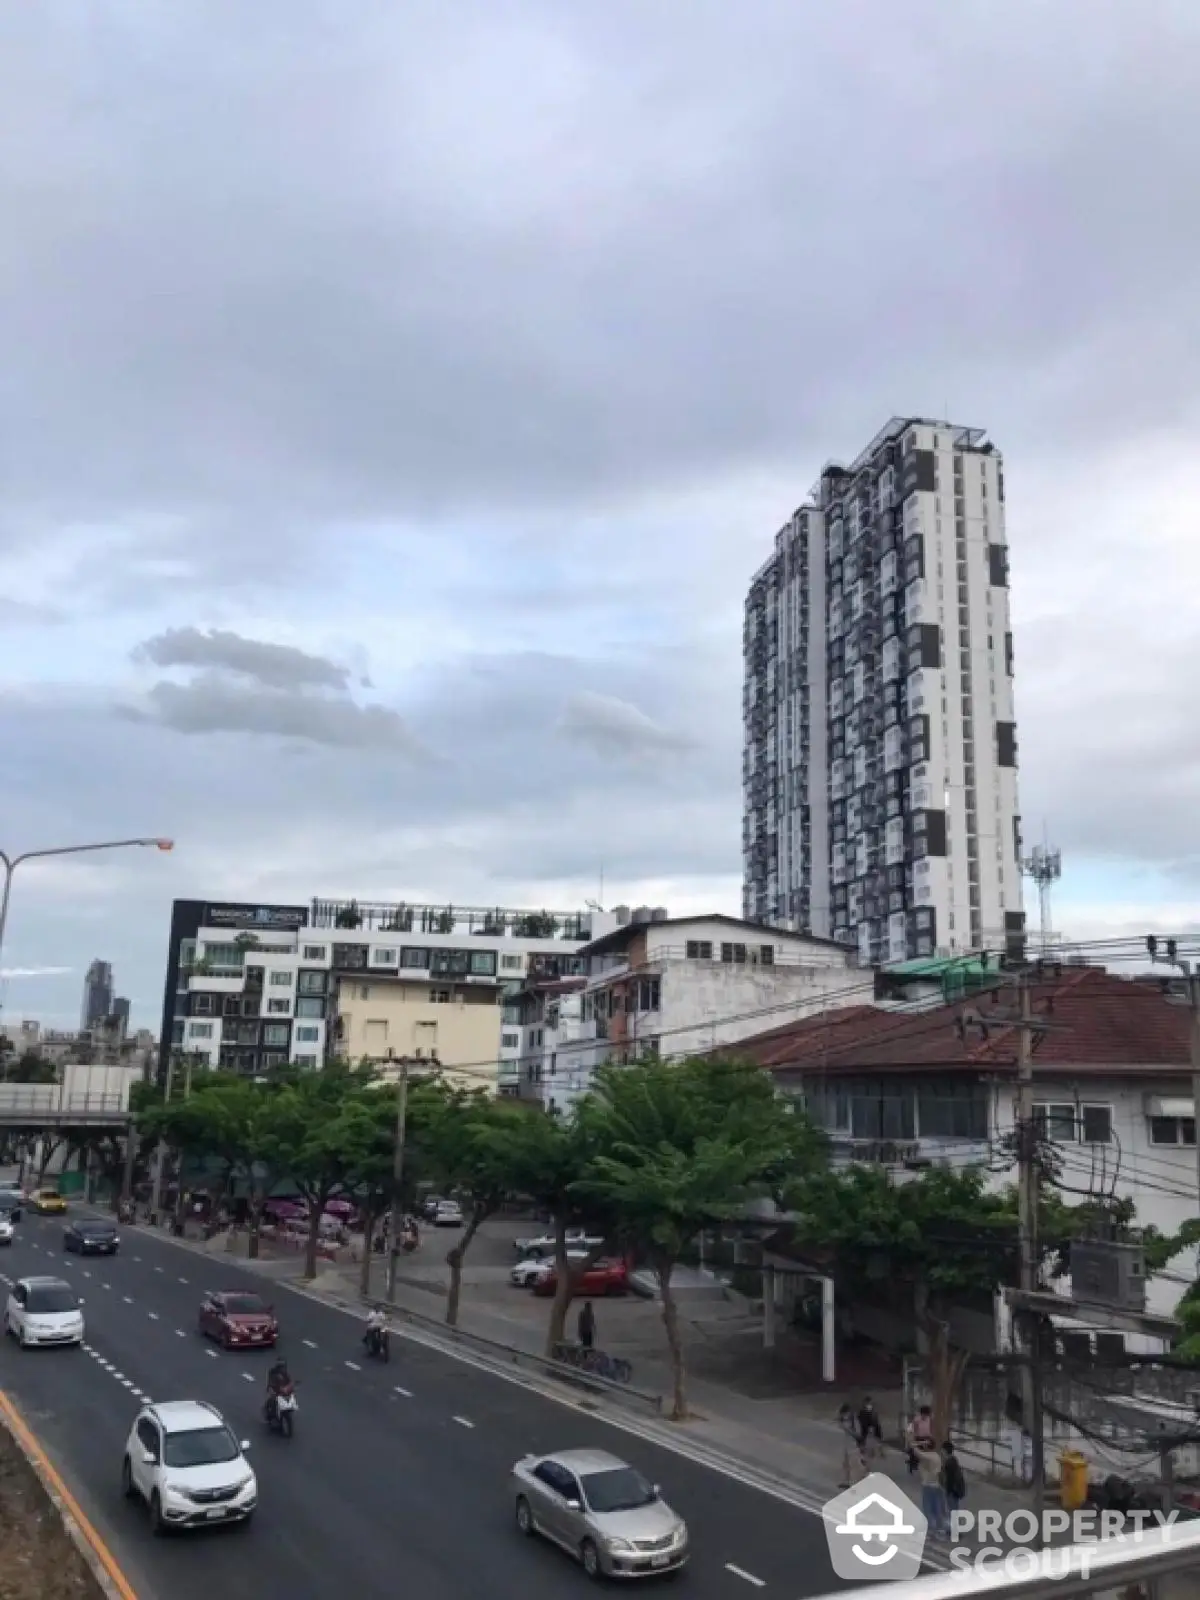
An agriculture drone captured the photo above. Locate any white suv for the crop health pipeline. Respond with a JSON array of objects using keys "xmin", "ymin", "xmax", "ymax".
[
  {"xmin": 4, "ymin": 1276, "xmax": 84, "ymax": 1347},
  {"xmin": 122, "ymin": 1401, "xmax": 257, "ymax": 1533}
]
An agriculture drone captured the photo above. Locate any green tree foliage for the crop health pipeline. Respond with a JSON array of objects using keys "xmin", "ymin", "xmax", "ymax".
[{"xmin": 576, "ymin": 1055, "xmax": 826, "ymax": 1419}]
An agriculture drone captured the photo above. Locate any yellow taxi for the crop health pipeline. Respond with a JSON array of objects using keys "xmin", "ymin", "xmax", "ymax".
[{"xmin": 27, "ymin": 1189, "xmax": 68, "ymax": 1215}]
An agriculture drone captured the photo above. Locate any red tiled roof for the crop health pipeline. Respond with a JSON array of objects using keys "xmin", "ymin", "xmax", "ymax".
[{"xmin": 732, "ymin": 967, "xmax": 1195, "ymax": 1076}]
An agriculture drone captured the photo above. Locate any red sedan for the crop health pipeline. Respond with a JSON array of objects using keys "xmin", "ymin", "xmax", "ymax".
[
  {"xmin": 198, "ymin": 1290, "xmax": 279, "ymax": 1349},
  {"xmin": 532, "ymin": 1258, "xmax": 629, "ymax": 1298}
]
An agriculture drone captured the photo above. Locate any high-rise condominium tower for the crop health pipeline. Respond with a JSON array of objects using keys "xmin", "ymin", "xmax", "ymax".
[
  {"xmin": 743, "ymin": 416, "xmax": 1024, "ymax": 966},
  {"xmin": 80, "ymin": 958, "xmax": 114, "ymax": 1031}
]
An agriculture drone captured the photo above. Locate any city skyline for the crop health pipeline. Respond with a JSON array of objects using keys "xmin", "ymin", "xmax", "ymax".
[{"xmin": 1, "ymin": 4, "xmax": 1198, "ymax": 1021}]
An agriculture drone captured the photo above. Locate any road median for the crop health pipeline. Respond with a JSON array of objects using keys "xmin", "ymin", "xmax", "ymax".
[{"xmin": 0, "ymin": 1390, "xmax": 139, "ymax": 1600}]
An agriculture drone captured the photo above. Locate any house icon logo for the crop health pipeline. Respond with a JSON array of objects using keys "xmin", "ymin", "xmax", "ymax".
[{"xmin": 823, "ymin": 1473, "xmax": 927, "ymax": 1581}]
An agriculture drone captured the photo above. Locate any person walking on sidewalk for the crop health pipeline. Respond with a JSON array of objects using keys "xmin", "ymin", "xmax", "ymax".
[
  {"xmin": 916, "ymin": 1440, "xmax": 948, "ymax": 1538},
  {"xmin": 838, "ymin": 1404, "xmax": 867, "ymax": 1488},
  {"xmin": 940, "ymin": 1441, "xmax": 966, "ymax": 1529},
  {"xmin": 856, "ymin": 1395, "xmax": 883, "ymax": 1464},
  {"xmin": 905, "ymin": 1404, "xmax": 934, "ymax": 1473},
  {"xmin": 578, "ymin": 1300, "xmax": 596, "ymax": 1351}
]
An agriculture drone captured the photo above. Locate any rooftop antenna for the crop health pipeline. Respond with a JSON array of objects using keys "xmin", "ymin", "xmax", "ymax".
[{"xmin": 1022, "ymin": 838, "xmax": 1062, "ymax": 954}]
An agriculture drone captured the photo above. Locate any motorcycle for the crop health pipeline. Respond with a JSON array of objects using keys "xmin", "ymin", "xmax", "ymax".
[
  {"xmin": 264, "ymin": 1382, "xmax": 298, "ymax": 1438},
  {"xmin": 364, "ymin": 1326, "xmax": 390, "ymax": 1363}
]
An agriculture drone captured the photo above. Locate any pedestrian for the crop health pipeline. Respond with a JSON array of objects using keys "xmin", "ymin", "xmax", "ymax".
[
  {"xmin": 856, "ymin": 1395, "xmax": 883, "ymax": 1463},
  {"xmin": 916, "ymin": 1441, "xmax": 948, "ymax": 1538},
  {"xmin": 941, "ymin": 1441, "xmax": 966, "ymax": 1529},
  {"xmin": 838, "ymin": 1404, "xmax": 866, "ymax": 1488},
  {"xmin": 905, "ymin": 1404, "xmax": 934, "ymax": 1473},
  {"xmin": 578, "ymin": 1299, "xmax": 596, "ymax": 1351}
]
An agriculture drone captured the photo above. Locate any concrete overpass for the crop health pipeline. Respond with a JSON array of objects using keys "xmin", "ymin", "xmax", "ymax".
[{"xmin": 0, "ymin": 1084, "xmax": 132, "ymax": 1131}]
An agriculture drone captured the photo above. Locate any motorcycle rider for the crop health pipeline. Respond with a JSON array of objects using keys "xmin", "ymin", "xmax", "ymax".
[
  {"xmin": 363, "ymin": 1306, "xmax": 389, "ymax": 1357},
  {"xmin": 264, "ymin": 1356, "xmax": 292, "ymax": 1423}
]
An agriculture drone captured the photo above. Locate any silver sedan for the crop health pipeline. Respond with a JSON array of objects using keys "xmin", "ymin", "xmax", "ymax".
[{"xmin": 512, "ymin": 1448, "xmax": 688, "ymax": 1579}]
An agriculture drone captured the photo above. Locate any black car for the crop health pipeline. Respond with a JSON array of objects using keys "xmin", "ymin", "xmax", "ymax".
[
  {"xmin": 0, "ymin": 1192, "xmax": 21, "ymax": 1223},
  {"xmin": 63, "ymin": 1219, "xmax": 120, "ymax": 1255}
]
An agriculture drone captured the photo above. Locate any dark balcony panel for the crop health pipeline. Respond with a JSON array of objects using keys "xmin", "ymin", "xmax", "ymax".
[
  {"xmin": 996, "ymin": 721, "xmax": 1017, "ymax": 768},
  {"xmin": 988, "ymin": 543, "xmax": 1009, "ymax": 587},
  {"xmin": 1004, "ymin": 631, "xmax": 1014, "ymax": 676}
]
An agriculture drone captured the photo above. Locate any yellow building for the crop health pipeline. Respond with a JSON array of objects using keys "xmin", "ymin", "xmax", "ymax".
[{"xmin": 331, "ymin": 973, "xmax": 501, "ymax": 1092}]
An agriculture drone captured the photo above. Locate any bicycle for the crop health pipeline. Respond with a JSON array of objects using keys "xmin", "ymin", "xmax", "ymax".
[{"xmin": 553, "ymin": 1341, "xmax": 632, "ymax": 1384}]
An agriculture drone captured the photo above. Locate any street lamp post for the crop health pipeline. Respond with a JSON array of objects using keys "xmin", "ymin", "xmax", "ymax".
[{"xmin": 0, "ymin": 838, "xmax": 175, "ymax": 973}]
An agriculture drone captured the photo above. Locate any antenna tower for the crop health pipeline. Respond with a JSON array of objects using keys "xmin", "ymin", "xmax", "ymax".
[{"xmin": 1022, "ymin": 844, "xmax": 1062, "ymax": 952}]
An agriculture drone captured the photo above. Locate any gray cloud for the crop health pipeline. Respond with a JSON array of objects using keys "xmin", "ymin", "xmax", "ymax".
[
  {"xmin": 125, "ymin": 676, "xmax": 425, "ymax": 757},
  {"xmin": 557, "ymin": 691, "xmax": 695, "ymax": 761},
  {"xmin": 136, "ymin": 626, "xmax": 351, "ymax": 692}
]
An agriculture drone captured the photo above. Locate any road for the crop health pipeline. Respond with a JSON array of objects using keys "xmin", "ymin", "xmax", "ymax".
[{"xmin": 0, "ymin": 1206, "xmax": 852, "ymax": 1600}]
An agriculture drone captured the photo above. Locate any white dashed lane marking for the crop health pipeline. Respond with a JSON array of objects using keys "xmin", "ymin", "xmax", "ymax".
[
  {"xmin": 241, "ymin": 1373, "xmax": 254, "ymax": 1383},
  {"xmin": 206, "ymin": 1350, "xmax": 219, "ymax": 1359},
  {"xmin": 178, "ymin": 1277, "xmax": 188, "ymax": 1285},
  {"xmin": 154, "ymin": 1267, "xmax": 163, "ymax": 1274},
  {"xmin": 452, "ymin": 1416, "xmax": 474, "ymax": 1429},
  {"xmin": 123, "ymin": 1296, "xmax": 134, "ymax": 1304},
  {"xmin": 726, "ymin": 1567, "xmax": 765, "ymax": 1588},
  {"xmin": 345, "ymin": 1361, "xmax": 361, "ymax": 1372},
  {"xmin": 148, "ymin": 1312, "xmax": 159, "ymax": 1321},
  {"xmin": 302, "ymin": 1339, "xmax": 318, "ymax": 1349},
  {"xmin": 393, "ymin": 1386, "xmax": 413, "ymax": 1398},
  {"xmin": 175, "ymin": 1330, "xmax": 186, "ymax": 1338}
]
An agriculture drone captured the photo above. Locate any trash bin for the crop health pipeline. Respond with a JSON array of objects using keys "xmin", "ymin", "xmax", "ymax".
[{"xmin": 1060, "ymin": 1449, "xmax": 1089, "ymax": 1511}]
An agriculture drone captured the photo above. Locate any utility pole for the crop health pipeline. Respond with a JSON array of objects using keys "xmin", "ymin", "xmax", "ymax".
[
  {"xmin": 384, "ymin": 1059, "xmax": 411, "ymax": 1305},
  {"xmin": 148, "ymin": 1051, "xmax": 177, "ymax": 1227},
  {"xmin": 960, "ymin": 958, "xmax": 1063, "ymax": 1539},
  {"xmin": 1146, "ymin": 938, "xmax": 1200, "ymax": 1214}
]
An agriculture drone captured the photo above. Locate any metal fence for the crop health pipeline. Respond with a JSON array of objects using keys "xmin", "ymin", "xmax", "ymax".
[{"xmin": 0, "ymin": 1087, "xmax": 129, "ymax": 1119}]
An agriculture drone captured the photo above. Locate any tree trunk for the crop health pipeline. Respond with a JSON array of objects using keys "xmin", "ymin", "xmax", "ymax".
[
  {"xmin": 37, "ymin": 1137, "xmax": 63, "ymax": 1185},
  {"xmin": 303, "ymin": 1197, "xmax": 325, "ymax": 1280},
  {"xmin": 920, "ymin": 1307, "xmax": 970, "ymax": 1443},
  {"xmin": 656, "ymin": 1255, "xmax": 688, "ymax": 1421},
  {"xmin": 445, "ymin": 1208, "xmax": 484, "ymax": 1327},
  {"xmin": 545, "ymin": 1215, "xmax": 572, "ymax": 1356},
  {"xmin": 247, "ymin": 1196, "xmax": 263, "ymax": 1260},
  {"xmin": 359, "ymin": 1200, "xmax": 380, "ymax": 1299}
]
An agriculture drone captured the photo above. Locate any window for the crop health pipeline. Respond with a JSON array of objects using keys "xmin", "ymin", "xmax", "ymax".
[
  {"xmin": 401, "ymin": 948, "xmax": 430, "ymax": 969},
  {"xmin": 371, "ymin": 946, "xmax": 399, "ymax": 967},
  {"xmin": 262, "ymin": 1051, "xmax": 286, "ymax": 1067},
  {"xmin": 635, "ymin": 977, "xmax": 661, "ymax": 1013},
  {"xmin": 263, "ymin": 1024, "xmax": 289, "ymax": 1047},
  {"xmin": 303, "ymin": 945, "xmax": 327, "ymax": 962},
  {"xmin": 293, "ymin": 1054, "xmax": 318, "ymax": 1067},
  {"xmin": 188, "ymin": 1022, "xmax": 214, "ymax": 1040},
  {"xmin": 295, "ymin": 1026, "xmax": 320, "ymax": 1043},
  {"xmin": 270, "ymin": 970, "xmax": 293, "ymax": 986},
  {"xmin": 298, "ymin": 969, "xmax": 327, "ymax": 995},
  {"xmin": 267, "ymin": 998, "xmax": 291, "ymax": 1015},
  {"xmin": 501, "ymin": 954, "xmax": 524, "ymax": 971},
  {"xmin": 918, "ymin": 1083, "xmax": 988, "ymax": 1141},
  {"xmin": 685, "ymin": 941, "xmax": 713, "ymax": 960},
  {"xmin": 760, "ymin": 944, "xmax": 775, "ymax": 965},
  {"xmin": 201, "ymin": 942, "xmax": 243, "ymax": 968},
  {"xmin": 431, "ymin": 949, "xmax": 471, "ymax": 977},
  {"xmin": 501, "ymin": 1032, "xmax": 519, "ymax": 1049},
  {"xmin": 296, "ymin": 997, "xmax": 325, "ymax": 1019},
  {"xmin": 359, "ymin": 985, "xmax": 371, "ymax": 1000},
  {"xmin": 1150, "ymin": 1115, "xmax": 1197, "ymax": 1146},
  {"xmin": 720, "ymin": 943, "xmax": 748, "ymax": 964},
  {"xmin": 191, "ymin": 993, "xmax": 215, "ymax": 1017},
  {"xmin": 332, "ymin": 944, "xmax": 368, "ymax": 970},
  {"xmin": 1080, "ymin": 1105, "xmax": 1112, "ymax": 1144},
  {"xmin": 430, "ymin": 988, "xmax": 453, "ymax": 1004},
  {"xmin": 469, "ymin": 950, "xmax": 497, "ymax": 976}
]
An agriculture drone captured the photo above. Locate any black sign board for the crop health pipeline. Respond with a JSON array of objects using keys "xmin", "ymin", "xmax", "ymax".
[{"xmin": 203, "ymin": 903, "xmax": 308, "ymax": 931}]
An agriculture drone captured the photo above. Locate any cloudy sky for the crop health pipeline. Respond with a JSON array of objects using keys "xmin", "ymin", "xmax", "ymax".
[{"xmin": 2, "ymin": 0, "xmax": 1199, "ymax": 1028}]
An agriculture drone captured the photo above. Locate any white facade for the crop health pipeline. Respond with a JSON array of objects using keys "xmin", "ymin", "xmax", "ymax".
[
  {"xmin": 744, "ymin": 416, "xmax": 1023, "ymax": 966},
  {"xmin": 512, "ymin": 983, "xmax": 593, "ymax": 1118},
  {"xmin": 553, "ymin": 914, "xmax": 863, "ymax": 1106}
]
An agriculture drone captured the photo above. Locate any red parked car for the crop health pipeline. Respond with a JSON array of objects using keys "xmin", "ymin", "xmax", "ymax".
[
  {"xmin": 198, "ymin": 1290, "xmax": 279, "ymax": 1349},
  {"xmin": 532, "ymin": 1258, "xmax": 628, "ymax": 1298}
]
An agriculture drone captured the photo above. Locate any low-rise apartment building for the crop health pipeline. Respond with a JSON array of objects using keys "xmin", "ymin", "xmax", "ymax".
[
  {"xmin": 734, "ymin": 963, "xmax": 1200, "ymax": 1331},
  {"xmin": 509, "ymin": 911, "xmax": 862, "ymax": 1111},
  {"xmin": 160, "ymin": 896, "xmax": 615, "ymax": 1090}
]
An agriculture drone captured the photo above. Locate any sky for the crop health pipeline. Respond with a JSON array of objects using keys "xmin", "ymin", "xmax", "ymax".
[{"xmin": 2, "ymin": 0, "xmax": 1199, "ymax": 1029}]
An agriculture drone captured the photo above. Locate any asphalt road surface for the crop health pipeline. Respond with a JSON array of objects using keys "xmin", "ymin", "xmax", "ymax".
[{"xmin": 0, "ymin": 1207, "xmax": 851, "ymax": 1600}]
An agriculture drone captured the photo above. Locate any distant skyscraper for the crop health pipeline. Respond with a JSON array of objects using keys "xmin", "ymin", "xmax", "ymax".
[
  {"xmin": 743, "ymin": 416, "xmax": 1024, "ymax": 965},
  {"xmin": 110, "ymin": 996, "xmax": 131, "ymax": 1040},
  {"xmin": 80, "ymin": 959, "xmax": 114, "ymax": 1031}
]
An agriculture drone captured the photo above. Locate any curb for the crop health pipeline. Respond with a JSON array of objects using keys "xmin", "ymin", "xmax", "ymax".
[{"xmin": 0, "ymin": 1389, "xmax": 139, "ymax": 1600}]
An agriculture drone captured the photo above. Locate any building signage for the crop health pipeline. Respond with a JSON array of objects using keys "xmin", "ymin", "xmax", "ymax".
[{"xmin": 203, "ymin": 903, "xmax": 308, "ymax": 931}]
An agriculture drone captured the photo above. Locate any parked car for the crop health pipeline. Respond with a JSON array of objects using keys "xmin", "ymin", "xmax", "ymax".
[
  {"xmin": 123, "ymin": 1401, "xmax": 257, "ymax": 1532},
  {"xmin": 532, "ymin": 1258, "xmax": 628, "ymax": 1298},
  {"xmin": 0, "ymin": 1216, "xmax": 13, "ymax": 1247},
  {"xmin": 26, "ymin": 1189, "xmax": 67, "ymax": 1216},
  {"xmin": 512, "ymin": 1448, "xmax": 688, "ymax": 1578},
  {"xmin": 514, "ymin": 1228, "xmax": 605, "ymax": 1260},
  {"xmin": 510, "ymin": 1251, "xmax": 589, "ymax": 1288},
  {"xmin": 4, "ymin": 1275, "xmax": 84, "ymax": 1347},
  {"xmin": 0, "ymin": 1192, "xmax": 21, "ymax": 1223},
  {"xmin": 63, "ymin": 1219, "xmax": 120, "ymax": 1255},
  {"xmin": 420, "ymin": 1195, "xmax": 444, "ymax": 1223},
  {"xmin": 198, "ymin": 1291, "xmax": 279, "ymax": 1349},
  {"xmin": 433, "ymin": 1200, "xmax": 463, "ymax": 1228}
]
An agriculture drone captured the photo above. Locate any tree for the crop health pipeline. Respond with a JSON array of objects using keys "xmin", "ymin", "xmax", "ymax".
[
  {"xmin": 417, "ymin": 1087, "xmax": 527, "ymax": 1326},
  {"xmin": 577, "ymin": 1055, "xmax": 826, "ymax": 1420}
]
